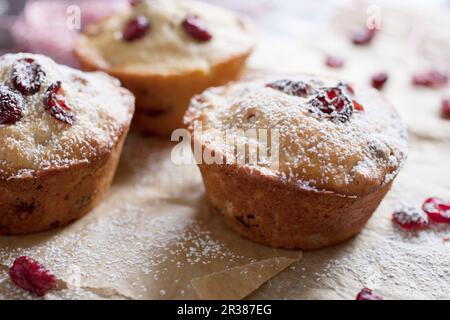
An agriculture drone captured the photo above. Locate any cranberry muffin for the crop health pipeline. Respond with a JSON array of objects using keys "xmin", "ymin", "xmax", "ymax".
[
  {"xmin": 0, "ymin": 53, "xmax": 134, "ymax": 235},
  {"xmin": 185, "ymin": 75, "xmax": 408, "ymax": 250},
  {"xmin": 74, "ymin": 0, "xmax": 255, "ymax": 136}
]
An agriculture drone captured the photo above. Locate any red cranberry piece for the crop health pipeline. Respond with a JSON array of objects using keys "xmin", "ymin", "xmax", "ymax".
[
  {"xmin": 352, "ymin": 28, "xmax": 377, "ymax": 45},
  {"xmin": 325, "ymin": 55, "xmax": 345, "ymax": 68},
  {"xmin": 182, "ymin": 15, "xmax": 212, "ymax": 42},
  {"xmin": 352, "ymin": 100, "xmax": 364, "ymax": 111},
  {"xmin": 129, "ymin": 0, "xmax": 142, "ymax": 6},
  {"xmin": 356, "ymin": 288, "xmax": 383, "ymax": 300},
  {"xmin": 371, "ymin": 72, "xmax": 388, "ymax": 90},
  {"xmin": 43, "ymin": 81, "xmax": 75, "ymax": 125},
  {"xmin": 412, "ymin": 70, "xmax": 448, "ymax": 88},
  {"xmin": 122, "ymin": 15, "xmax": 150, "ymax": 42},
  {"xmin": 266, "ymin": 79, "xmax": 310, "ymax": 97},
  {"xmin": 0, "ymin": 85, "xmax": 24, "ymax": 125},
  {"xmin": 12, "ymin": 58, "xmax": 45, "ymax": 96},
  {"xmin": 338, "ymin": 82, "xmax": 355, "ymax": 95},
  {"xmin": 441, "ymin": 99, "xmax": 450, "ymax": 119},
  {"xmin": 422, "ymin": 197, "xmax": 450, "ymax": 224},
  {"xmin": 308, "ymin": 87, "xmax": 354, "ymax": 122},
  {"xmin": 392, "ymin": 206, "xmax": 429, "ymax": 230},
  {"xmin": 9, "ymin": 256, "xmax": 57, "ymax": 297}
]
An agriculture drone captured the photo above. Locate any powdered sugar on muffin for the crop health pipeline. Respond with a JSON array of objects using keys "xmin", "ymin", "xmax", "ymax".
[
  {"xmin": 0, "ymin": 53, "xmax": 134, "ymax": 178},
  {"xmin": 186, "ymin": 75, "xmax": 408, "ymax": 196},
  {"xmin": 76, "ymin": 0, "xmax": 255, "ymax": 74}
]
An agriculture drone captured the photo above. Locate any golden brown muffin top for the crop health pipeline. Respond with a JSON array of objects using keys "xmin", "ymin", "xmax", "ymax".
[
  {"xmin": 0, "ymin": 53, "xmax": 134, "ymax": 179},
  {"xmin": 185, "ymin": 75, "xmax": 408, "ymax": 196},
  {"xmin": 75, "ymin": 0, "xmax": 255, "ymax": 75}
]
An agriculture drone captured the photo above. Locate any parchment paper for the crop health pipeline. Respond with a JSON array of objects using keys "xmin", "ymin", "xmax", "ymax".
[
  {"xmin": 0, "ymin": 0, "xmax": 449, "ymax": 300},
  {"xmin": 0, "ymin": 137, "xmax": 301, "ymax": 299},
  {"xmin": 246, "ymin": 0, "xmax": 450, "ymax": 299}
]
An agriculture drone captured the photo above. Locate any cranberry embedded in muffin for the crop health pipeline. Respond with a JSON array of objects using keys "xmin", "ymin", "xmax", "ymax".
[
  {"xmin": 184, "ymin": 75, "xmax": 408, "ymax": 249},
  {"xmin": 0, "ymin": 53, "xmax": 135, "ymax": 235},
  {"xmin": 75, "ymin": 0, "xmax": 255, "ymax": 136}
]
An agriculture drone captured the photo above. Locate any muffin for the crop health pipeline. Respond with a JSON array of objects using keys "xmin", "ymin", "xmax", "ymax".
[
  {"xmin": 184, "ymin": 75, "xmax": 408, "ymax": 250},
  {"xmin": 0, "ymin": 53, "xmax": 134, "ymax": 235},
  {"xmin": 74, "ymin": 0, "xmax": 255, "ymax": 136}
]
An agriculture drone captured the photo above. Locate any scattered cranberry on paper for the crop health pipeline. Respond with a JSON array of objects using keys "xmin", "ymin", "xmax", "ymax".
[
  {"xmin": 422, "ymin": 197, "xmax": 450, "ymax": 224},
  {"xmin": 9, "ymin": 256, "xmax": 57, "ymax": 297},
  {"xmin": 441, "ymin": 99, "xmax": 450, "ymax": 119},
  {"xmin": 325, "ymin": 55, "xmax": 345, "ymax": 68},
  {"xmin": 356, "ymin": 288, "xmax": 383, "ymax": 300},
  {"xmin": 412, "ymin": 69, "xmax": 448, "ymax": 88},
  {"xmin": 352, "ymin": 27, "xmax": 377, "ymax": 45},
  {"xmin": 392, "ymin": 206, "xmax": 429, "ymax": 231},
  {"xmin": 371, "ymin": 72, "xmax": 388, "ymax": 90}
]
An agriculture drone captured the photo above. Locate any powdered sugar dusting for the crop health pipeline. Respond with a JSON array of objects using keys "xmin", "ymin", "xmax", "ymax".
[
  {"xmin": 0, "ymin": 136, "xmax": 299, "ymax": 299},
  {"xmin": 0, "ymin": 53, "xmax": 134, "ymax": 178},
  {"xmin": 187, "ymin": 75, "xmax": 408, "ymax": 195}
]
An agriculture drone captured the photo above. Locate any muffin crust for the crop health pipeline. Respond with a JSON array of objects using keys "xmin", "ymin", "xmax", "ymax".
[
  {"xmin": 0, "ymin": 53, "xmax": 134, "ymax": 234},
  {"xmin": 185, "ymin": 75, "xmax": 408, "ymax": 249},
  {"xmin": 75, "ymin": 0, "xmax": 255, "ymax": 136}
]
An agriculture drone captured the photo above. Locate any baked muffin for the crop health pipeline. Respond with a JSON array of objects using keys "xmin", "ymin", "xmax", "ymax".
[
  {"xmin": 0, "ymin": 53, "xmax": 134, "ymax": 235},
  {"xmin": 185, "ymin": 75, "xmax": 408, "ymax": 250},
  {"xmin": 74, "ymin": 0, "xmax": 255, "ymax": 136}
]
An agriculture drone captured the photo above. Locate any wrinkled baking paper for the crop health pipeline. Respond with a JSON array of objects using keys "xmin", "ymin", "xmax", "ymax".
[
  {"xmin": 0, "ymin": 137, "xmax": 301, "ymax": 300},
  {"xmin": 1, "ymin": 0, "xmax": 449, "ymax": 300},
  {"xmin": 246, "ymin": 0, "xmax": 450, "ymax": 299}
]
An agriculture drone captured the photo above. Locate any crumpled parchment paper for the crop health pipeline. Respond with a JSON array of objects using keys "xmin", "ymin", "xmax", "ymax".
[
  {"xmin": 0, "ymin": 137, "xmax": 301, "ymax": 299},
  {"xmin": 0, "ymin": 0, "xmax": 449, "ymax": 300}
]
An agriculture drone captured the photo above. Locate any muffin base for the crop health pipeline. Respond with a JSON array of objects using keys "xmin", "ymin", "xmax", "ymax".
[
  {"xmin": 0, "ymin": 130, "xmax": 128, "ymax": 235},
  {"xmin": 198, "ymin": 163, "xmax": 393, "ymax": 250},
  {"xmin": 76, "ymin": 50, "xmax": 252, "ymax": 136}
]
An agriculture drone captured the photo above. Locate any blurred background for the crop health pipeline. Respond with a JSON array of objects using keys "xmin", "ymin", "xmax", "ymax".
[{"xmin": 1, "ymin": 0, "xmax": 449, "ymax": 66}]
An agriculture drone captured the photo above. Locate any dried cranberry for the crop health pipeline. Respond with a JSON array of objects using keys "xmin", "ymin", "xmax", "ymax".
[
  {"xmin": 129, "ymin": 0, "xmax": 141, "ymax": 6},
  {"xmin": 308, "ymin": 87, "xmax": 354, "ymax": 122},
  {"xmin": 12, "ymin": 58, "xmax": 45, "ymax": 95},
  {"xmin": 412, "ymin": 70, "xmax": 448, "ymax": 88},
  {"xmin": 9, "ymin": 256, "xmax": 57, "ymax": 297},
  {"xmin": 371, "ymin": 72, "xmax": 388, "ymax": 90},
  {"xmin": 422, "ymin": 197, "xmax": 450, "ymax": 224},
  {"xmin": 325, "ymin": 55, "xmax": 345, "ymax": 68},
  {"xmin": 0, "ymin": 85, "xmax": 24, "ymax": 125},
  {"xmin": 338, "ymin": 82, "xmax": 355, "ymax": 95},
  {"xmin": 441, "ymin": 99, "xmax": 450, "ymax": 119},
  {"xmin": 356, "ymin": 288, "xmax": 383, "ymax": 300},
  {"xmin": 352, "ymin": 28, "xmax": 377, "ymax": 45},
  {"xmin": 352, "ymin": 100, "xmax": 364, "ymax": 111},
  {"xmin": 392, "ymin": 206, "xmax": 429, "ymax": 231},
  {"xmin": 43, "ymin": 81, "xmax": 75, "ymax": 125},
  {"xmin": 122, "ymin": 15, "xmax": 150, "ymax": 41},
  {"xmin": 182, "ymin": 15, "xmax": 212, "ymax": 42},
  {"xmin": 266, "ymin": 79, "xmax": 310, "ymax": 97}
]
